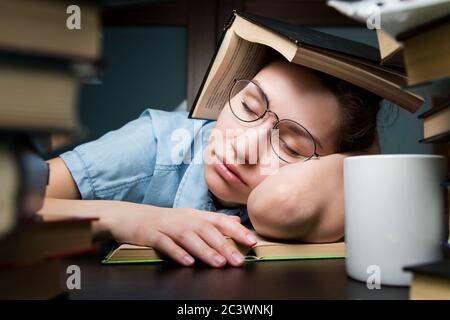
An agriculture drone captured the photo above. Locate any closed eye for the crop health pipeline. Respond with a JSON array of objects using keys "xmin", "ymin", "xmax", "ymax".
[
  {"xmin": 280, "ymin": 139, "xmax": 301, "ymax": 157},
  {"xmin": 242, "ymin": 101, "xmax": 259, "ymax": 117}
]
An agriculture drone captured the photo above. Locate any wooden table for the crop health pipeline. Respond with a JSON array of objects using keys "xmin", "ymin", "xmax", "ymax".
[{"xmin": 61, "ymin": 245, "xmax": 409, "ymax": 300}]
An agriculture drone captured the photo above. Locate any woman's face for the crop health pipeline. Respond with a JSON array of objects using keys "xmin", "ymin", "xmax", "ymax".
[{"xmin": 204, "ymin": 60, "xmax": 342, "ymax": 206}]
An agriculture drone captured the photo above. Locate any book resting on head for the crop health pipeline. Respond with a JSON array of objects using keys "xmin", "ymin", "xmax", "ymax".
[{"xmin": 188, "ymin": 11, "xmax": 424, "ymax": 121}]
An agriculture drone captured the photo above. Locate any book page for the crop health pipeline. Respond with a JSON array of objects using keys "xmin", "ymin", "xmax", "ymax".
[
  {"xmin": 253, "ymin": 242, "xmax": 346, "ymax": 259},
  {"xmin": 191, "ymin": 28, "xmax": 271, "ymax": 120},
  {"xmin": 376, "ymin": 29, "xmax": 402, "ymax": 61}
]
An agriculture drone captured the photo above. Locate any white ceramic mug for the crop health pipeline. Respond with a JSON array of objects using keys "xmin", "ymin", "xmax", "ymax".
[{"xmin": 344, "ymin": 154, "xmax": 447, "ymax": 286}]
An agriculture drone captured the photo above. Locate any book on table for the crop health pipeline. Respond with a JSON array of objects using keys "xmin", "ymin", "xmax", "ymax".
[
  {"xmin": 103, "ymin": 232, "xmax": 345, "ymax": 264},
  {"xmin": 404, "ymin": 259, "xmax": 450, "ymax": 300},
  {"xmin": 0, "ymin": 214, "xmax": 97, "ymax": 266},
  {"xmin": 0, "ymin": 0, "xmax": 102, "ymax": 299},
  {"xmin": 0, "ymin": 258, "xmax": 64, "ymax": 300}
]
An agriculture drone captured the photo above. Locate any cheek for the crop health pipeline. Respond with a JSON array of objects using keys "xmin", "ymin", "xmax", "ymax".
[
  {"xmin": 215, "ymin": 107, "xmax": 236, "ymax": 130},
  {"xmin": 252, "ymin": 160, "xmax": 288, "ymax": 182},
  {"xmin": 207, "ymin": 109, "xmax": 238, "ymax": 155},
  {"xmin": 203, "ymin": 140, "xmax": 215, "ymax": 166}
]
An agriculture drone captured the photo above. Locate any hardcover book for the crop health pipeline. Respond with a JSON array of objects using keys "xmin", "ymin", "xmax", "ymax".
[{"xmin": 189, "ymin": 11, "xmax": 423, "ymax": 121}]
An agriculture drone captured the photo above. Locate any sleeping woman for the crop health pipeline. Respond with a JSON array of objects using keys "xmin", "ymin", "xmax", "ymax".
[{"xmin": 40, "ymin": 59, "xmax": 381, "ymax": 268}]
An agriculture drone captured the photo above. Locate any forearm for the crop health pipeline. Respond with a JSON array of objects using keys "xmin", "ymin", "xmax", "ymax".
[
  {"xmin": 248, "ymin": 138, "xmax": 381, "ymax": 242},
  {"xmin": 38, "ymin": 198, "xmax": 150, "ymax": 240},
  {"xmin": 247, "ymin": 154, "xmax": 346, "ymax": 242}
]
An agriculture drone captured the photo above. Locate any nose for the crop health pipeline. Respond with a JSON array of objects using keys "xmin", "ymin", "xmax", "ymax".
[{"xmin": 231, "ymin": 113, "xmax": 277, "ymax": 165}]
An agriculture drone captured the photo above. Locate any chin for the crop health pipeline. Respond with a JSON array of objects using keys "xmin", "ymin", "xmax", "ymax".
[{"xmin": 204, "ymin": 166, "xmax": 248, "ymax": 205}]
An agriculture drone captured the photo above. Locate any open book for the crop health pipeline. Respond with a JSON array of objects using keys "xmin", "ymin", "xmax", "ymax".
[
  {"xmin": 102, "ymin": 233, "xmax": 345, "ymax": 265},
  {"xmin": 188, "ymin": 11, "xmax": 423, "ymax": 120}
]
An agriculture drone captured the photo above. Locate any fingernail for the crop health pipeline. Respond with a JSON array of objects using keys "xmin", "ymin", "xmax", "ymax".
[
  {"xmin": 246, "ymin": 233, "xmax": 257, "ymax": 244},
  {"xmin": 232, "ymin": 251, "xmax": 244, "ymax": 264},
  {"xmin": 183, "ymin": 255, "xmax": 195, "ymax": 266},
  {"xmin": 213, "ymin": 254, "xmax": 226, "ymax": 266}
]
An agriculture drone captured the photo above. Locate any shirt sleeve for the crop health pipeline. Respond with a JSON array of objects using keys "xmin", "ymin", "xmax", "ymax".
[{"xmin": 59, "ymin": 109, "xmax": 157, "ymax": 202}]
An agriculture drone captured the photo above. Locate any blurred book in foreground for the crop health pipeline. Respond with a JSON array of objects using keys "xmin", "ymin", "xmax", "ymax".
[
  {"xmin": 418, "ymin": 99, "xmax": 450, "ymax": 143},
  {"xmin": 399, "ymin": 16, "xmax": 450, "ymax": 86},
  {"xmin": 0, "ymin": 259, "xmax": 63, "ymax": 300},
  {"xmin": 405, "ymin": 259, "xmax": 450, "ymax": 300},
  {"xmin": 0, "ymin": 0, "xmax": 101, "ymax": 61},
  {"xmin": 0, "ymin": 215, "xmax": 96, "ymax": 266}
]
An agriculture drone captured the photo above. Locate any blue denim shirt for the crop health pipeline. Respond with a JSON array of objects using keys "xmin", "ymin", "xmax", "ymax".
[{"xmin": 60, "ymin": 108, "xmax": 250, "ymax": 225}]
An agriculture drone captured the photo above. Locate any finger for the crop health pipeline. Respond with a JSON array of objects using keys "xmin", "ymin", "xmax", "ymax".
[
  {"xmin": 174, "ymin": 231, "xmax": 227, "ymax": 268},
  {"xmin": 198, "ymin": 225, "xmax": 245, "ymax": 267},
  {"xmin": 150, "ymin": 232, "xmax": 195, "ymax": 267},
  {"xmin": 225, "ymin": 214, "xmax": 241, "ymax": 222},
  {"xmin": 209, "ymin": 213, "xmax": 257, "ymax": 247},
  {"xmin": 215, "ymin": 212, "xmax": 241, "ymax": 222}
]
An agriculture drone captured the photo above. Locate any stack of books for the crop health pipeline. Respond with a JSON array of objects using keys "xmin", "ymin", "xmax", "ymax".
[
  {"xmin": 405, "ymin": 259, "xmax": 450, "ymax": 300},
  {"xmin": 401, "ymin": 15, "xmax": 450, "ymax": 147},
  {"xmin": 325, "ymin": 1, "xmax": 449, "ymax": 300},
  {"xmin": 0, "ymin": 215, "xmax": 95, "ymax": 299},
  {"xmin": 401, "ymin": 15, "xmax": 450, "ymax": 232},
  {"xmin": 384, "ymin": 14, "xmax": 450, "ymax": 300},
  {"xmin": 400, "ymin": 15, "xmax": 450, "ymax": 88},
  {"xmin": 0, "ymin": 0, "xmax": 101, "ymax": 299}
]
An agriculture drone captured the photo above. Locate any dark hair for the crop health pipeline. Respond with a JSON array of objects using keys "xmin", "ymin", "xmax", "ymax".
[{"xmin": 319, "ymin": 74, "xmax": 382, "ymax": 153}]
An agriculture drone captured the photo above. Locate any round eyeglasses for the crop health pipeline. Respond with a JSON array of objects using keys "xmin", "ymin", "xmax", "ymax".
[{"xmin": 228, "ymin": 79, "xmax": 322, "ymax": 163}]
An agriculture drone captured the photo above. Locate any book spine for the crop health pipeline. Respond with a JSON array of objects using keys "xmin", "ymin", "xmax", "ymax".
[
  {"xmin": 418, "ymin": 100, "xmax": 450, "ymax": 119},
  {"xmin": 418, "ymin": 131, "xmax": 450, "ymax": 143},
  {"xmin": 223, "ymin": 10, "xmax": 237, "ymax": 31},
  {"xmin": 396, "ymin": 15, "xmax": 450, "ymax": 41},
  {"xmin": 0, "ymin": 49, "xmax": 102, "ymax": 81}
]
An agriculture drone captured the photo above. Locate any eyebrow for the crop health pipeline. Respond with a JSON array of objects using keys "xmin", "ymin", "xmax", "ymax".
[
  {"xmin": 288, "ymin": 122, "xmax": 324, "ymax": 151},
  {"xmin": 252, "ymin": 79, "xmax": 325, "ymax": 151}
]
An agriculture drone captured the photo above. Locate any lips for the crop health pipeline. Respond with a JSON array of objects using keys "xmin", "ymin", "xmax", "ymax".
[{"xmin": 214, "ymin": 154, "xmax": 247, "ymax": 187}]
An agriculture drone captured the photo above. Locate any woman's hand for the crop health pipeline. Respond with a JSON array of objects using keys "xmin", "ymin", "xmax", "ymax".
[
  {"xmin": 40, "ymin": 198, "xmax": 256, "ymax": 268},
  {"xmin": 43, "ymin": 157, "xmax": 256, "ymax": 268},
  {"xmin": 110, "ymin": 206, "xmax": 257, "ymax": 268}
]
